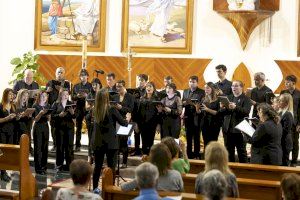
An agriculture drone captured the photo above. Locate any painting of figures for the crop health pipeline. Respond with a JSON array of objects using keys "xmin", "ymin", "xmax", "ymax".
[
  {"xmin": 34, "ymin": 0, "xmax": 106, "ymax": 51},
  {"xmin": 122, "ymin": 0, "xmax": 194, "ymax": 54}
]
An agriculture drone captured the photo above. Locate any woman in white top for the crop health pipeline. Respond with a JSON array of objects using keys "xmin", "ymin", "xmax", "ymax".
[{"xmin": 56, "ymin": 159, "xmax": 102, "ymax": 200}]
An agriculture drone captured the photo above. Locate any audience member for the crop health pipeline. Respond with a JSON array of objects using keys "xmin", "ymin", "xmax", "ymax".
[
  {"xmin": 161, "ymin": 137, "xmax": 190, "ymax": 174},
  {"xmin": 56, "ymin": 159, "xmax": 102, "ymax": 200},
  {"xmin": 202, "ymin": 169, "xmax": 227, "ymax": 200},
  {"xmin": 195, "ymin": 142, "xmax": 239, "ymax": 197},
  {"xmin": 121, "ymin": 143, "xmax": 184, "ymax": 192},
  {"xmin": 133, "ymin": 162, "xmax": 173, "ymax": 200},
  {"xmin": 281, "ymin": 173, "xmax": 300, "ymax": 200}
]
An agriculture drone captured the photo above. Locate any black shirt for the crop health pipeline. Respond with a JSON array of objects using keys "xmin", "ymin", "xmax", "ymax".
[
  {"xmin": 51, "ymin": 100, "xmax": 76, "ymax": 128},
  {"xmin": 251, "ymin": 85, "xmax": 273, "ymax": 117},
  {"xmin": 32, "ymin": 103, "xmax": 51, "ymax": 124},
  {"xmin": 280, "ymin": 89, "xmax": 300, "ymax": 125},
  {"xmin": 0, "ymin": 104, "xmax": 16, "ymax": 134},
  {"xmin": 13, "ymin": 80, "xmax": 39, "ymax": 107},
  {"xmin": 46, "ymin": 80, "xmax": 71, "ymax": 105},
  {"xmin": 216, "ymin": 79, "xmax": 232, "ymax": 96},
  {"xmin": 182, "ymin": 87, "xmax": 205, "ymax": 117},
  {"xmin": 72, "ymin": 82, "xmax": 93, "ymax": 109},
  {"xmin": 112, "ymin": 93, "xmax": 135, "ymax": 118}
]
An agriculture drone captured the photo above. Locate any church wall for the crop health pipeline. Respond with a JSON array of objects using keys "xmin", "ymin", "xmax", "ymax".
[{"xmin": 0, "ymin": 0, "xmax": 300, "ymax": 95}]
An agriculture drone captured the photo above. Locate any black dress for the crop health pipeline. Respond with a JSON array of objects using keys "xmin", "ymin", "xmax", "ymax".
[
  {"xmin": 15, "ymin": 105, "xmax": 32, "ymax": 144},
  {"xmin": 161, "ymin": 95, "xmax": 182, "ymax": 139},
  {"xmin": 51, "ymin": 100, "xmax": 75, "ymax": 170},
  {"xmin": 280, "ymin": 111, "xmax": 293, "ymax": 166},
  {"xmin": 32, "ymin": 103, "xmax": 51, "ymax": 173},
  {"xmin": 201, "ymin": 100, "xmax": 221, "ymax": 148}
]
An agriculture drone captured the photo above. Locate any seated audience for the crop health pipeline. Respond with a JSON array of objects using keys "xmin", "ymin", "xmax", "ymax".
[
  {"xmin": 56, "ymin": 159, "xmax": 102, "ymax": 200},
  {"xmin": 121, "ymin": 143, "xmax": 184, "ymax": 192},
  {"xmin": 202, "ymin": 169, "xmax": 227, "ymax": 200},
  {"xmin": 195, "ymin": 142, "xmax": 239, "ymax": 197},
  {"xmin": 133, "ymin": 162, "xmax": 173, "ymax": 200},
  {"xmin": 251, "ymin": 103, "xmax": 283, "ymax": 165},
  {"xmin": 161, "ymin": 137, "xmax": 190, "ymax": 174},
  {"xmin": 281, "ymin": 173, "xmax": 300, "ymax": 200}
]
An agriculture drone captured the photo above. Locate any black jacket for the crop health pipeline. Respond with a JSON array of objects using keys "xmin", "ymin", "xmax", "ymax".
[
  {"xmin": 112, "ymin": 93, "xmax": 135, "ymax": 118},
  {"xmin": 182, "ymin": 87, "xmax": 205, "ymax": 117},
  {"xmin": 219, "ymin": 93, "xmax": 252, "ymax": 133},
  {"xmin": 251, "ymin": 120, "xmax": 282, "ymax": 165},
  {"xmin": 280, "ymin": 89, "xmax": 300, "ymax": 126},
  {"xmin": 92, "ymin": 107, "xmax": 128, "ymax": 150},
  {"xmin": 280, "ymin": 111, "xmax": 293, "ymax": 151}
]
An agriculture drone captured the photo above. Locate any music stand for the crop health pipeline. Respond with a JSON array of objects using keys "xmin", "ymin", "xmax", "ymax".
[{"xmin": 116, "ymin": 122, "xmax": 134, "ymax": 186}]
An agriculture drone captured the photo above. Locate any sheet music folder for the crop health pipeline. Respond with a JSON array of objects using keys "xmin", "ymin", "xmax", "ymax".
[
  {"xmin": 116, "ymin": 122, "xmax": 134, "ymax": 136},
  {"xmin": 235, "ymin": 119, "xmax": 255, "ymax": 137}
]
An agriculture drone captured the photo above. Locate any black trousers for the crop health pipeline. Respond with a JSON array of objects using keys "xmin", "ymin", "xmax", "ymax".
[
  {"xmin": 50, "ymin": 120, "xmax": 56, "ymax": 147},
  {"xmin": 134, "ymin": 129, "xmax": 141, "ymax": 153},
  {"xmin": 93, "ymin": 146, "xmax": 117, "ymax": 189},
  {"xmin": 291, "ymin": 126, "xmax": 299, "ymax": 164},
  {"xmin": 202, "ymin": 126, "xmax": 220, "ymax": 149},
  {"xmin": 75, "ymin": 110, "xmax": 85, "ymax": 148},
  {"xmin": 55, "ymin": 126, "xmax": 74, "ymax": 169},
  {"xmin": 119, "ymin": 135, "xmax": 128, "ymax": 164},
  {"xmin": 140, "ymin": 122, "xmax": 157, "ymax": 155},
  {"xmin": 86, "ymin": 120, "xmax": 94, "ymax": 156},
  {"xmin": 224, "ymin": 132, "xmax": 247, "ymax": 163},
  {"xmin": 33, "ymin": 123, "xmax": 49, "ymax": 171},
  {"xmin": 161, "ymin": 117, "xmax": 181, "ymax": 139},
  {"xmin": 185, "ymin": 117, "xmax": 201, "ymax": 159}
]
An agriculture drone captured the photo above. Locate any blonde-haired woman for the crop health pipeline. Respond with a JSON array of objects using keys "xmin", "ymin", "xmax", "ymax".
[
  {"xmin": 195, "ymin": 142, "xmax": 239, "ymax": 198},
  {"xmin": 279, "ymin": 93, "xmax": 294, "ymax": 166},
  {"xmin": 15, "ymin": 89, "xmax": 31, "ymax": 145}
]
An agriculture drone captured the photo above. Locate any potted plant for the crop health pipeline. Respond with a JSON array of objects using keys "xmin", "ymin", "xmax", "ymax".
[{"xmin": 10, "ymin": 51, "xmax": 47, "ymax": 86}]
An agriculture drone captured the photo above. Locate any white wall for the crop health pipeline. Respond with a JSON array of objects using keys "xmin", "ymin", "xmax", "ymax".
[{"xmin": 0, "ymin": 0, "xmax": 299, "ymax": 95}]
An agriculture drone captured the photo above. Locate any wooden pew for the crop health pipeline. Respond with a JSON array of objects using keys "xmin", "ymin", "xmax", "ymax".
[
  {"xmin": 183, "ymin": 173, "xmax": 281, "ymax": 200},
  {"xmin": 189, "ymin": 159, "xmax": 300, "ymax": 181},
  {"xmin": 0, "ymin": 134, "xmax": 37, "ymax": 200},
  {"xmin": 101, "ymin": 168, "xmax": 248, "ymax": 200}
]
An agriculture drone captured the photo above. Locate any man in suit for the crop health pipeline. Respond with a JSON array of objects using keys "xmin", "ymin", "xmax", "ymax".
[
  {"xmin": 219, "ymin": 80, "xmax": 252, "ymax": 163},
  {"xmin": 215, "ymin": 64, "xmax": 232, "ymax": 96},
  {"xmin": 182, "ymin": 75, "xmax": 205, "ymax": 159},
  {"xmin": 250, "ymin": 72, "xmax": 274, "ymax": 118},
  {"xmin": 280, "ymin": 75, "xmax": 300, "ymax": 167}
]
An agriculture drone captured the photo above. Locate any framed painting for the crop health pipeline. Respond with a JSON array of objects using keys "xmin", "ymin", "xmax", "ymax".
[
  {"xmin": 34, "ymin": 0, "xmax": 106, "ymax": 51},
  {"xmin": 122, "ymin": 0, "xmax": 194, "ymax": 54}
]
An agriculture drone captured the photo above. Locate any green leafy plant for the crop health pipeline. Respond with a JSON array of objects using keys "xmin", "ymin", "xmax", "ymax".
[{"xmin": 9, "ymin": 51, "xmax": 47, "ymax": 85}]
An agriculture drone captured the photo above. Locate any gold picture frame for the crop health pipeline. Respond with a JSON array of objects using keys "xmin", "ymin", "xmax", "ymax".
[
  {"xmin": 34, "ymin": 0, "xmax": 106, "ymax": 51},
  {"xmin": 121, "ymin": 0, "xmax": 194, "ymax": 54}
]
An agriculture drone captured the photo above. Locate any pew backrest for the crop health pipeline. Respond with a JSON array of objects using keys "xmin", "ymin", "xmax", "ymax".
[
  {"xmin": 0, "ymin": 134, "xmax": 37, "ymax": 200},
  {"xmin": 189, "ymin": 159, "xmax": 300, "ymax": 181}
]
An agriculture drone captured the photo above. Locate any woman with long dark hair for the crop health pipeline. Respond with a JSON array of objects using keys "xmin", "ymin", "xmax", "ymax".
[
  {"xmin": 32, "ymin": 91, "xmax": 51, "ymax": 174},
  {"xmin": 137, "ymin": 82, "xmax": 161, "ymax": 155},
  {"xmin": 92, "ymin": 89, "xmax": 130, "ymax": 194},
  {"xmin": 251, "ymin": 103, "xmax": 282, "ymax": 165},
  {"xmin": 198, "ymin": 82, "xmax": 221, "ymax": 148},
  {"xmin": 51, "ymin": 89, "xmax": 75, "ymax": 172},
  {"xmin": 0, "ymin": 88, "xmax": 16, "ymax": 181}
]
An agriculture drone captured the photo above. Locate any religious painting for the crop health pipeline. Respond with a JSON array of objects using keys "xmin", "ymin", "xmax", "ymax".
[
  {"xmin": 34, "ymin": 0, "xmax": 106, "ymax": 51},
  {"xmin": 122, "ymin": 0, "xmax": 194, "ymax": 54}
]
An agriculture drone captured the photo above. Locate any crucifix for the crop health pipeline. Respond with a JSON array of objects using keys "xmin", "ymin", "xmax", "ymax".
[
  {"xmin": 124, "ymin": 46, "xmax": 136, "ymax": 88},
  {"xmin": 81, "ymin": 36, "xmax": 87, "ymax": 69}
]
